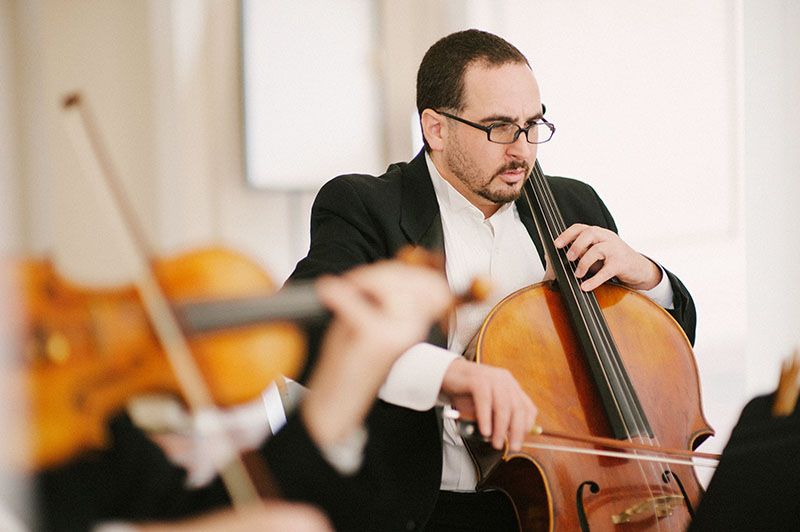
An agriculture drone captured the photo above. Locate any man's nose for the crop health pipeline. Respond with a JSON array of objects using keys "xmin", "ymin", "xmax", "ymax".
[{"xmin": 506, "ymin": 133, "xmax": 535, "ymax": 159}]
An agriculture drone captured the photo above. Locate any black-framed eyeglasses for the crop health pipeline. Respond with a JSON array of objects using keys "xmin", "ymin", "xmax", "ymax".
[{"xmin": 434, "ymin": 109, "xmax": 555, "ymax": 145}]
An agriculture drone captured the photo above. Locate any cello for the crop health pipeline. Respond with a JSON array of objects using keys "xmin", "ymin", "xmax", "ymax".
[{"xmin": 465, "ymin": 160, "xmax": 713, "ymax": 531}]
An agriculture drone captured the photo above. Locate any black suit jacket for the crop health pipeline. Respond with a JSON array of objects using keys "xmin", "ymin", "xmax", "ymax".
[
  {"xmin": 688, "ymin": 393, "xmax": 800, "ymax": 531},
  {"xmin": 32, "ymin": 411, "xmax": 356, "ymax": 532},
  {"xmin": 286, "ymin": 150, "xmax": 697, "ymax": 531}
]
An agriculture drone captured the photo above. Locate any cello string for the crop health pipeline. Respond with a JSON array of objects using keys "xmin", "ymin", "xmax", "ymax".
[
  {"xmin": 532, "ymin": 163, "xmax": 647, "ymax": 441},
  {"xmin": 539, "ymin": 162, "xmax": 692, "ymax": 531},
  {"xmin": 522, "ymin": 166, "xmax": 635, "ymax": 446},
  {"xmin": 527, "ymin": 185, "xmax": 679, "ymax": 532},
  {"xmin": 523, "ymin": 164, "xmax": 632, "ymax": 431},
  {"xmin": 524, "ymin": 162, "xmax": 676, "ymax": 529},
  {"xmin": 528, "ymin": 163, "xmax": 679, "ymax": 530},
  {"xmin": 526, "ymin": 165, "xmax": 656, "ymax": 436},
  {"xmin": 521, "ymin": 181, "xmax": 666, "ymax": 532},
  {"xmin": 522, "ymin": 169, "xmax": 655, "ymax": 441},
  {"xmin": 62, "ymin": 94, "xmax": 261, "ymax": 508},
  {"xmin": 526, "ymin": 165, "xmax": 660, "ymax": 452},
  {"xmin": 534, "ymin": 161, "xmax": 680, "ymax": 528}
]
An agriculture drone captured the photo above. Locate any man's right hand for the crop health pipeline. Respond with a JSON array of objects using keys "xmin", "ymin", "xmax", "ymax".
[{"xmin": 441, "ymin": 358, "xmax": 537, "ymax": 452}]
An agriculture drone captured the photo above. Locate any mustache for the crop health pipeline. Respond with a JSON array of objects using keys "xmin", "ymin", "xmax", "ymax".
[{"xmin": 494, "ymin": 161, "xmax": 531, "ymax": 177}]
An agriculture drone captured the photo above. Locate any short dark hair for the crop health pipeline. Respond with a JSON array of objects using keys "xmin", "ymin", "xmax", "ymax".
[{"xmin": 416, "ymin": 29, "xmax": 530, "ymax": 150}]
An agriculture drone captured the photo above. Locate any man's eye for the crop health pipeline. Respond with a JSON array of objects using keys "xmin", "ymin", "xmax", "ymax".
[{"xmin": 491, "ymin": 123, "xmax": 515, "ymax": 130}]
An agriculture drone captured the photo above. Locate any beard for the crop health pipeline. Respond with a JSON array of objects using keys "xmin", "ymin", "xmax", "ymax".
[
  {"xmin": 444, "ymin": 141, "xmax": 530, "ymax": 205},
  {"xmin": 477, "ymin": 161, "xmax": 530, "ymax": 204}
]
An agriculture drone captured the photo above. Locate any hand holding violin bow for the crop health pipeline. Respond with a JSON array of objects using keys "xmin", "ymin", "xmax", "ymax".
[{"xmin": 302, "ymin": 254, "xmax": 460, "ymax": 447}]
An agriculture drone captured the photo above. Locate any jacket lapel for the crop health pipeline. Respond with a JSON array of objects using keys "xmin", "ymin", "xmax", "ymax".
[{"xmin": 400, "ymin": 151, "xmax": 444, "ymax": 251}]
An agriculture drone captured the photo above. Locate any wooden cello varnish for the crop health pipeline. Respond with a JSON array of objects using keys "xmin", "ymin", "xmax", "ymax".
[{"xmin": 466, "ymin": 161, "xmax": 713, "ymax": 531}]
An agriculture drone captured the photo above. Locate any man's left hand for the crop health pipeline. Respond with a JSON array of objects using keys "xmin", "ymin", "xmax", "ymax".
[{"xmin": 554, "ymin": 224, "xmax": 661, "ymax": 292}]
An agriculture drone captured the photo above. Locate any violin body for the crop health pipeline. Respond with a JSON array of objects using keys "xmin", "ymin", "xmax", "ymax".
[
  {"xmin": 8, "ymin": 247, "xmax": 305, "ymax": 469},
  {"xmin": 469, "ymin": 281, "xmax": 713, "ymax": 531}
]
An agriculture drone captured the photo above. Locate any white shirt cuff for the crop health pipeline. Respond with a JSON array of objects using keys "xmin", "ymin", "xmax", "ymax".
[
  {"xmin": 317, "ymin": 425, "xmax": 368, "ymax": 476},
  {"xmin": 93, "ymin": 524, "xmax": 139, "ymax": 532},
  {"xmin": 378, "ymin": 342, "xmax": 459, "ymax": 411},
  {"xmin": 638, "ymin": 263, "xmax": 674, "ymax": 309}
]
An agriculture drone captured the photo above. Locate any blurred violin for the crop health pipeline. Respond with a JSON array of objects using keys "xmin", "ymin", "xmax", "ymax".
[
  {"xmin": 0, "ymin": 94, "xmax": 314, "ymax": 514},
  {"xmin": 6, "ymin": 246, "xmax": 490, "ymax": 473},
  {"xmin": 9, "ymin": 247, "xmax": 306, "ymax": 470}
]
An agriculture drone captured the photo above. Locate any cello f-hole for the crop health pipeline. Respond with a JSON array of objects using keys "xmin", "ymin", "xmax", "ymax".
[
  {"xmin": 662, "ymin": 470, "xmax": 694, "ymax": 518},
  {"xmin": 577, "ymin": 480, "xmax": 600, "ymax": 532}
]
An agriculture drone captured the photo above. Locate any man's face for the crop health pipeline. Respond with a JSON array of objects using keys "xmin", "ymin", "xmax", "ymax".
[{"xmin": 438, "ymin": 62, "xmax": 542, "ymax": 217}]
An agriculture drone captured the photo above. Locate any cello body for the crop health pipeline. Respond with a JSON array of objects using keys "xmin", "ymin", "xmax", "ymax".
[{"xmin": 468, "ymin": 280, "xmax": 713, "ymax": 531}]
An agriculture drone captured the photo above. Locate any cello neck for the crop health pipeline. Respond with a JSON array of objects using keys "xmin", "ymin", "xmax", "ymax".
[{"xmin": 522, "ymin": 161, "xmax": 652, "ymax": 440}]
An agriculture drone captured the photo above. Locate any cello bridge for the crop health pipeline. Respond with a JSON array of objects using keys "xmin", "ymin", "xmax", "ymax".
[{"xmin": 611, "ymin": 494, "xmax": 684, "ymax": 524}]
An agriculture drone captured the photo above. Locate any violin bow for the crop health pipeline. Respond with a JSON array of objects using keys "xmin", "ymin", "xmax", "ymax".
[{"xmin": 61, "ymin": 93, "xmax": 261, "ymax": 508}]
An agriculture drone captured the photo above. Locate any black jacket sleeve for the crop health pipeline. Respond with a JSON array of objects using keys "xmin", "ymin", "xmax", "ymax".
[{"xmin": 33, "ymin": 414, "xmax": 230, "ymax": 532}]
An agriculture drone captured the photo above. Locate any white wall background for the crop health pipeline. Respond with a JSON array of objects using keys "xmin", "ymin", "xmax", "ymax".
[
  {"xmin": 742, "ymin": 1, "xmax": 800, "ymax": 402},
  {"xmin": 241, "ymin": 0, "xmax": 385, "ymax": 189},
  {"xmin": 2, "ymin": 0, "xmax": 799, "ymax": 518}
]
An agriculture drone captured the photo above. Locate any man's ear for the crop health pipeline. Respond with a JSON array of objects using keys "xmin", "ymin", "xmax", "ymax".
[{"xmin": 420, "ymin": 109, "xmax": 446, "ymax": 152}]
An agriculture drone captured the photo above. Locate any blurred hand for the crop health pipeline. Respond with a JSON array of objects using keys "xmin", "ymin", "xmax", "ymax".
[
  {"xmin": 136, "ymin": 500, "xmax": 333, "ymax": 532},
  {"xmin": 302, "ymin": 259, "xmax": 452, "ymax": 446}
]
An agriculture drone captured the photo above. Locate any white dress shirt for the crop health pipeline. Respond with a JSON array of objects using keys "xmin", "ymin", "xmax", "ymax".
[{"xmin": 378, "ymin": 153, "xmax": 674, "ymax": 492}]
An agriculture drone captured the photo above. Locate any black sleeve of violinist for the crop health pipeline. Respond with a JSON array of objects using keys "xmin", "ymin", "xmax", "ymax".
[
  {"xmin": 31, "ymin": 412, "xmax": 231, "ymax": 532},
  {"xmin": 688, "ymin": 393, "xmax": 800, "ymax": 531},
  {"xmin": 30, "ymin": 409, "xmax": 386, "ymax": 532}
]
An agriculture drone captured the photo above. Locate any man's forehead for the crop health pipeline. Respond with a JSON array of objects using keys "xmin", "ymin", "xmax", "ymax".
[{"xmin": 461, "ymin": 62, "xmax": 541, "ymax": 117}]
